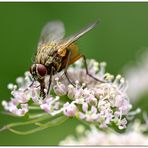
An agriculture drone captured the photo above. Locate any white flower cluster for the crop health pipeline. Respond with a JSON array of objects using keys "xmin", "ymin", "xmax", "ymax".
[
  {"xmin": 59, "ymin": 120, "xmax": 148, "ymax": 145},
  {"xmin": 2, "ymin": 59, "xmax": 132, "ymax": 129},
  {"xmin": 124, "ymin": 50, "xmax": 148, "ymax": 102}
]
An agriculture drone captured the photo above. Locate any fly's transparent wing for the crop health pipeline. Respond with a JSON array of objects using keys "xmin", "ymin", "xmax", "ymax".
[
  {"xmin": 58, "ymin": 20, "xmax": 100, "ymax": 50},
  {"xmin": 38, "ymin": 20, "xmax": 65, "ymax": 47}
]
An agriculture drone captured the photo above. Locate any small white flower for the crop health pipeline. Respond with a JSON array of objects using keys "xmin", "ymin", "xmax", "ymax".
[
  {"xmin": 63, "ymin": 102, "xmax": 77, "ymax": 117},
  {"xmin": 53, "ymin": 78, "xmax": 67, "ymax": 96},
  {"xmin": 82, "ymin": 102, "xmax": 88, "ymax": 113},
  {"xmin": 118, "ymin": 118, "xmax": 127, "ymax": 129},
  {"xmin": 67, "ymin": 85, "xmax": 76, "ymax": 100}
]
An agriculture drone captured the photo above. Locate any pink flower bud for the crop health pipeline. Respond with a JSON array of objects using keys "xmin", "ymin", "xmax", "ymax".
[{"xmin": 63, "ymin": 103, "xmax": 77, "ymax": 117}]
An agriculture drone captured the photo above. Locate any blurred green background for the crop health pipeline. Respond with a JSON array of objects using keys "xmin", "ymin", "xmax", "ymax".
[{"xmin": 0, "ymin": 2, "xmax": 148, "ymax": 145}]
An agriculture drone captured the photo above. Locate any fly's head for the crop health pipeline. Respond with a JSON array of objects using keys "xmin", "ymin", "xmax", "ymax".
[{"xmin": 30, "ymin": 64, "xmax": 47, "ymax": 81}]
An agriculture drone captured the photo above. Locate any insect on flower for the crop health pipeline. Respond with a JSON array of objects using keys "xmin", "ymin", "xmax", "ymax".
[{"xmin": 30, "ymin": 20, "xmax": 105, "ymax": 98}]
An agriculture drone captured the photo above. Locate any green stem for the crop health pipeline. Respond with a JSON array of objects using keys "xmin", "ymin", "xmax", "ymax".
[
  {"xmin": 29, "ymin": 113, "xmax": 48, "ymax": 119},
  {"xmin": 77, "ymin": 118, "xmax": 91, "ymax": 129},
  {"xmin": 8, "ymin": 116, "xmax": 68, "ymax": 135},
  {"xmin": 0, "ymin": 114, "xmax": 50, "ymax": 131},
  {"xmin": 28, "ymin": 106, "xmax": 41, "ymax": 110}
]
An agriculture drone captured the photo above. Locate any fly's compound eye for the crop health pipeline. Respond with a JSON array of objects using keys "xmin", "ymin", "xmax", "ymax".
[{"xmin": 36, "ymin": 64, "xmax": 47, "ymax": 77}]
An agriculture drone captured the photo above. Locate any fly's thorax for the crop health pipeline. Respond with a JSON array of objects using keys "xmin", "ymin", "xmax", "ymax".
[
  {"xmin": 51, "ymin": 55, "xmax": 62, "ymax": 73},
  {"xmin": 35, "ymin": 41, "xmax": 57, "ymax": 64},
  {"xmin": 40, "ymin": 51, "xmax": 62, "ymax": 74}
]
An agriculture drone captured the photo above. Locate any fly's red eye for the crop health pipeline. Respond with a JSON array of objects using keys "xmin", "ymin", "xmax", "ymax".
[{"xmin": 37, "ymin": 64, "xmax": 47, "ymax": 77}]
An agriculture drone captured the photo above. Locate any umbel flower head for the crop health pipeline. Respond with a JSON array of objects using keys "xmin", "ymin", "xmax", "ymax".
[
  {"xmin": 60, "ymin": 114, "xmax": 148, "ymax": 145},
  {"xmin": 1, "ymin": 59, "xmax": 133, "ymax": 134}
]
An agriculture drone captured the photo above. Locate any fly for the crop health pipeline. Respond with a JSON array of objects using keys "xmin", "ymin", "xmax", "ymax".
[{"xmin": 29, "ymin": 20, "xmax": 105, "ymax": 98}]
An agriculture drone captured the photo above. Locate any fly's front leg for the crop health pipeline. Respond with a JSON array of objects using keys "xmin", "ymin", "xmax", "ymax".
[
  {"xmin": 24, "ymin": 80, "xmax": 35, "ymax": 92},
  {"xmin": 39, "ymin": 79, "xmax": 46, "ymax": 98},
  {"xmin": 81, "ymin": 55, "xmax": 105, "ymax": 83},
  {"xmin": 47, "ymin": 66, "xmax": 54, "ymax": 95},
  {"xmin": 64, "ymin": 50, "xmax": 75, "ymax": 87},
  {"xmin": 39, "ymin": 66, "xmax": 54, "ymax": 98}
]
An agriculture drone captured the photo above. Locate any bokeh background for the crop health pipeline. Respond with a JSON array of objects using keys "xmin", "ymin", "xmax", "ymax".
[{"xmin": 0, "ymin": 2, "xmax": 148, "ymax": 145}]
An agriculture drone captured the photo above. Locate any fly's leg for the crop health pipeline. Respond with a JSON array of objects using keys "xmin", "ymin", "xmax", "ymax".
[
  {"xmin": 29, "ymin": 80, "xmax": 34, "ymax": 87},
  {"xmin": 39, "ymin": 79, "xmax": 46, "ymax": 98},
  {"xmin": 81, "ymin": 55, "xmax": 105, "ymax": 83},
  {"xmin": 47, "ymin": 66, "xmax": 54, "ymax": 95},
  {"xmin": 24, "ymin": 80, "xmax": 35, "ymax": 92},
  {"xmin": 64, "ymin": 50, "xmax": 75, "ymax": 87}
]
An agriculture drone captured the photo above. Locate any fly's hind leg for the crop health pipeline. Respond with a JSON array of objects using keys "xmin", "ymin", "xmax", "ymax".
[{"xmin": 81, "ymin": 55, "xmax": 105, "ymax": 83}]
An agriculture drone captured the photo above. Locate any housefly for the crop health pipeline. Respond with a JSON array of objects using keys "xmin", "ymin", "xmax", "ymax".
[{"xmin": 30, "ymin": 20, "xmax": 104, "ymax": 98}]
